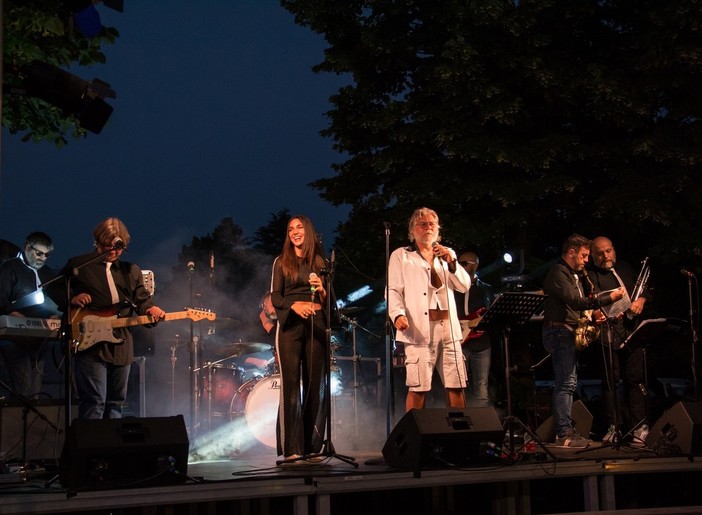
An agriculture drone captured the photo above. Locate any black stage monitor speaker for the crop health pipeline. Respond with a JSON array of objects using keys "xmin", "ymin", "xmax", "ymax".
[
  {"xmin": 646, "ymin": 401, "xmax": 702, "ymax": 455},
  {"xmin": 382, "ymin": 407, "xmax": 504, "ymax": 470},
  {"xmin": 59, "ymin": 415, "xmax": 189, "ymax": 491},
  {"xmin": 535, "ymin": 400, "xmax": 593, "ymax": 443}
]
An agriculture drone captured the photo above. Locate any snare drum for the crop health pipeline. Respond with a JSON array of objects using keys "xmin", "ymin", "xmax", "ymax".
[{"xmin": 230, "ymin": 374, "xmax": 281, "ymax": 448}]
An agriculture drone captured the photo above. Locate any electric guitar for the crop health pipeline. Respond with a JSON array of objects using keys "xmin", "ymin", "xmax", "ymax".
[
  {"xmin": 70, "ymin": 306, "xmax": 216, "ymax": 353},
  {"xmin": 459, "ymin": 307, "xmax": 487, "ymax": 345}
]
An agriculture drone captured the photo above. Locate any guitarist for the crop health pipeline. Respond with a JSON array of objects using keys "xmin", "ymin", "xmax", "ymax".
[
  {"xmin": 455, "ymin": 251, "xmax": 496, "ymax": 408},
  {"xmin": 59, "ymin": 217, "xmax": 166, "ymax": 419}
]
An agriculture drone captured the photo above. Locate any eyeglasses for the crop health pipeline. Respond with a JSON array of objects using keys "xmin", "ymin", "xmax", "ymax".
[
  {"xmin": 459, "ymin": 260, "xmax": 477, "ymax": 266},
  {"xmin": 28, "ymin": 245, "xmax": 52, "ymax": 258},
  {"xmin": 417, "ymin": 221, "xmax": 438, "ymax": 229}
]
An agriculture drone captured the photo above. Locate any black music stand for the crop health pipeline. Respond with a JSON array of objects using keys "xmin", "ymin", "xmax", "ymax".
[
  {"xmin": 480, "ymin": 291, "xmax": 555, "ymax": 460},
  {"xmin": 619, "ymin": 317, "xmax": 690, "ymax": 442},
  {"xmin": 620, "ymin": 318, "xmax": 689, "ymax": 353}
]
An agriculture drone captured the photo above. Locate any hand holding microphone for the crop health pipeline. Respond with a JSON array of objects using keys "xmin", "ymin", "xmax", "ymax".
[{"xmin": 431, "ymin": 241, "xmax": 451, "ymax": 261}]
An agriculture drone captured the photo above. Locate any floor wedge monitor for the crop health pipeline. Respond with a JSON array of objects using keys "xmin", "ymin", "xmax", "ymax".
[
  {"xmin": 59, "ymin": 415, "xmax": 189, "ymax": 491},
  {"xmin": 382, "ymin": 407, "xmax": 504, "ymax": 470}
]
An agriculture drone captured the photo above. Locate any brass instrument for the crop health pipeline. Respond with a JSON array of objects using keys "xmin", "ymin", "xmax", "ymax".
[
  {"xmin": 575, "ymin": 315, "xmax": 600, "ymax": 350},
  {"xmin": 627, "ymin": 257, "xmax": 650, "ymax": 319},
  {"xmin": 575, "ymin": 268, "xmax": 600, "ymax": 350},
  {"xmin": 631, "ymin": 257, "xmax": 650, "ymax": 303}
]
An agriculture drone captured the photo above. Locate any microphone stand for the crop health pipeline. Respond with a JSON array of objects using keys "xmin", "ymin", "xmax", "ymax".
[
  {"xmin": 383, "ymin": 222, "xmax": 394, "ymax": 436},
  {"xmin": 42, "ymin": 245, "xmax": 123, "ymax": 487},
  {"xmin": 685, "ymin": 273, "xmax": 699, "ymax": 400},
  {"xmin": 187, "ymin": 266, "xmax": 200, "ymax": 439},
  {"xmin": 39, "ymin": 245, "xmax": 120, "ymax": 433}
]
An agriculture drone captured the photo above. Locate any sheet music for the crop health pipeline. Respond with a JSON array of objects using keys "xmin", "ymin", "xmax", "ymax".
[{"xmin": 601, "ymin": 288, "xmax": 631, "ymax": 318}]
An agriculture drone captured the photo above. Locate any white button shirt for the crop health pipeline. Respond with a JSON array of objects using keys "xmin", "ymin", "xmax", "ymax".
[{"xmin": 388, "ymin": 245, "xmax": 471, "ymax": 345}]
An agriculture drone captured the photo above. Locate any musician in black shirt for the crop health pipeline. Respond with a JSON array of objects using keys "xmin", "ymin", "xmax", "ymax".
[
  {"xmin": 60, "ymin": 218, "xmax": 165, "ymax": 419},
  {"xmin": 0, "ymin": 232, "xmax": 61, "ymax": 398},
  {"xmin": 588, "ymin": 236, "xmax": 651, "ymax": 445}
]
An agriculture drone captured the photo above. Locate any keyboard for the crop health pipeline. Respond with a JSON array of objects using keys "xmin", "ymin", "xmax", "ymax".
[{"xmin": 0, "ymin": 315, "xmax": 61, "ymax": 340}]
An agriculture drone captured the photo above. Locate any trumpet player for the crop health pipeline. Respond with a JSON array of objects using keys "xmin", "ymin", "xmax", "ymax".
[{"xmin": 589, "ymin": 236, "xmax": 652, "ymax": 446}]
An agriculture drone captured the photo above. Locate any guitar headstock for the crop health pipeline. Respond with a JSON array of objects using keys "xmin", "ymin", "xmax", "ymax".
[{"xmin": 185, "ymin": 308, "xmax": 217, "ymax": 321}]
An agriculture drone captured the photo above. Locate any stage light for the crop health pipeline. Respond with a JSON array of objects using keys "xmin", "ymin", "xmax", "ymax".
[
  {"xmin": 21, "ymin": 61, "xmax": 116, "ymax": 133},
  {"xmin": 503, "ymin": 252, "xmax": 514, "ymax": 265}
]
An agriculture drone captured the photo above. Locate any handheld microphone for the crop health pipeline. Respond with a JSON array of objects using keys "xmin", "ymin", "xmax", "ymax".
[
  {"xmin": 681, "ymin": 268, "xmax": 695, "ymax": 277},
  {"xmin": 187, "ymin": 261, "xmax": 195, "ymax": 272},
  {"xmin": 112, "ymin": 238, "xmax": 125, "ymax": 250},
  {"xmin": 309, "ymin": 272, "xmax": 318, "ymax": 292}
]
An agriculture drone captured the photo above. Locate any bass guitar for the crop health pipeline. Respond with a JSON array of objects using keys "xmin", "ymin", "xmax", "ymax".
[{"xmin": 70, "ymin": 306, "xmax": 216, "ymax": 353}]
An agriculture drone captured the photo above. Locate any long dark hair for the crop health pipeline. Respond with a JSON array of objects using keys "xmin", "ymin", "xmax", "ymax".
[{"xmin": 279, "ymin": 214, "xmax": 326, "ymax": 281}]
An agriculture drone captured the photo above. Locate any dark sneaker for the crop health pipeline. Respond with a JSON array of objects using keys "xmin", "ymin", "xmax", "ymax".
[{"xmin": 555, "ymin": 431, "xmax": 591, "ymax": 448}]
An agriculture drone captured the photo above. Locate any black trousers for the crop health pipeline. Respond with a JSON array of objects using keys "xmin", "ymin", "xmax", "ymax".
[{"xmin": 275, "ymin": 313, "xmax": 328, "ymax": 456}]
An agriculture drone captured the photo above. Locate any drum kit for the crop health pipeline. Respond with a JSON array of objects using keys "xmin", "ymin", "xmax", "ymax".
[{"xmin": 196, "ymin": 337, "xmax": 279, "ymax": 442}]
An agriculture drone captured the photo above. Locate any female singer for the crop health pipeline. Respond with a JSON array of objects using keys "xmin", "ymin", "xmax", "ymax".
[{"xmin": 269, "ymin": 215, "xmax": 328, "ymax": 462}]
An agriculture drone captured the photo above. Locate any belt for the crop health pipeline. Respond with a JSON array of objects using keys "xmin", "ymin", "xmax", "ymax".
[
  {"xmin": 428, "ymin": 309, "xmax": 449, "ymax": 321},
  {"xmin": 544, "ymin": 321, "xmax": 575, "ymax": 331}
]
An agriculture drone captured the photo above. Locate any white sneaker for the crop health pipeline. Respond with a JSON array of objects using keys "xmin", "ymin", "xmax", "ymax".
[{"xmin": 632, "ymin": 424, "xmax": 649, "ymax": 447}]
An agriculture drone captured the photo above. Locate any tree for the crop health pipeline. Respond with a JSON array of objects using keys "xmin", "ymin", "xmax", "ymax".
[
  {"xmin": 247, "ymin": 208, "xmax": 291, "ymax": 256},
  {"xmin": 2, "ymin": 0, "xmax": 119, "ymax": 145},
  {"xmin": 281, "ymin": 0, "xmax": 702, "ymax": 309},
  {"xmin": 160, "ymin": 217, "xmax": 274, "ymax": 342}
]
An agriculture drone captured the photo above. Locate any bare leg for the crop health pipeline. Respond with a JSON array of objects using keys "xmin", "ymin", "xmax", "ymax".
[
  {"xmin": 406, "ymin": 391, "xmax": 426, "ymax": 411},
  {"xmin": 446, "ymin": 388, "xmax": 466, "ymax": 408}
]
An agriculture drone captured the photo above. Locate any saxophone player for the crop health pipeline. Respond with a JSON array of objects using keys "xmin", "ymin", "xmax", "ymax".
[
  {"xmin": 589, "ymin": 236, "xmax": 652, "ymax": 446},
  {"xmin": 542, "ymin": 234, "xmax": 625, "ymax": 447}
]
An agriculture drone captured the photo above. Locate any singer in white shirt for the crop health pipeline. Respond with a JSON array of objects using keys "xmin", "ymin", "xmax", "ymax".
[{"xmin": 388, "ymin": 207, "xmax": 471, "ymax": 411}]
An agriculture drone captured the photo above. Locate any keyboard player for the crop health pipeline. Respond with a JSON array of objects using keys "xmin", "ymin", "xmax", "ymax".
[{"xmin": 0, "ymin": 232, "xmax": 63, "ymax": 399}]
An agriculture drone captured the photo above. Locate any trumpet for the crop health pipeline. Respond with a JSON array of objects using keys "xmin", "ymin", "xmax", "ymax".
[{"xmin": 631, "ymin": 257, "xmax": 650, "ymax": 303}]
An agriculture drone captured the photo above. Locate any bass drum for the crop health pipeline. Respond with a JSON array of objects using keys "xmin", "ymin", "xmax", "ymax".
[{"xmin": 230, "ymin": 375, "xmax": 281, "ymax": 449}]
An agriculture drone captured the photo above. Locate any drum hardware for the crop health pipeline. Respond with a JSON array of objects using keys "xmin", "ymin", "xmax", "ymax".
[{"xmin": 336, "ymin": 312, "xmax": 381, "ymax": 438}]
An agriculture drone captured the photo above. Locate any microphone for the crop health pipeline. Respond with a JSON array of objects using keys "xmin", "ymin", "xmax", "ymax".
[
  {"xmin": 681, "ymin": 268, "xmax": 695, "ymax": 277},
  {"xmin": 187, "ymin": 261, "xmax": 195, "ymax": 273},
  {"xmin": 309, "ymin": 272, "xmax": 318, "ymax": 292},
  {"xmin": 111, "ymin": 238, "xmax": 125, "ymax": 250}
]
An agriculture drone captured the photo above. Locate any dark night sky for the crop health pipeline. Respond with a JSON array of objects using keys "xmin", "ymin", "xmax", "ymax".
[{"xmin": 0, "ymin": 1, "xmax": 350, "ymax": 282}]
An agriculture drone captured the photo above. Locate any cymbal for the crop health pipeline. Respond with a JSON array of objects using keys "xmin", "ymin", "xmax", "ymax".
[
  {"xmin": 338, "ymin": 306, "xmax": 364, "ymax": 315},
  {"xmin": 212, "ymin": 341, "xmax": 272, "ymax": 358},
  {"xmin": 212, "ymin": 317, "xmax": 242, "ymax": 328}
]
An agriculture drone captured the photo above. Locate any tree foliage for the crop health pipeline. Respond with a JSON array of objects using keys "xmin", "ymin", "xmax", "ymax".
[
  {"xmin": 281, "ymin": 0, "xmax": 702, "ymax": 303},
  {"xmin": 2, "ymin": 0, "xmax": 118, "ymax": 145}
]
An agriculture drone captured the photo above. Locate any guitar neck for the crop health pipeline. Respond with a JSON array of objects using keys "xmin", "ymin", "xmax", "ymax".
[{"xmin": 111, "ymin": 311, "xmax": 190, "ymax": 329}]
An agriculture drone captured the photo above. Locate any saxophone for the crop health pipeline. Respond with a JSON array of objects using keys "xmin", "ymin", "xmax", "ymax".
[{"xmin": 575, "ymin": 268, "xmax": 600, "ymax": 350}]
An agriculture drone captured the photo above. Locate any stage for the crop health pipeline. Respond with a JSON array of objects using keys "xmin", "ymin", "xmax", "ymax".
[{"xmin": 2, "ymin": 415, "xmax": 702, "ymax": 515}]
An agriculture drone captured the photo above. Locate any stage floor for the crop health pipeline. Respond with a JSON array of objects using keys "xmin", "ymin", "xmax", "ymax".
[{"xmin": 2, "ymin": 434, "xmax": 702, "ymax": 515}]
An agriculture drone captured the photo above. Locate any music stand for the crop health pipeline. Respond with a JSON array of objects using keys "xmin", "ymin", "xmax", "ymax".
[
  {"xmin": 480, "ymin": 291, "xmax": 555, "ymax": 460},
  {"xmin": 620, "ymin": 318, "xmax": 689, "ymax": 352}
]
